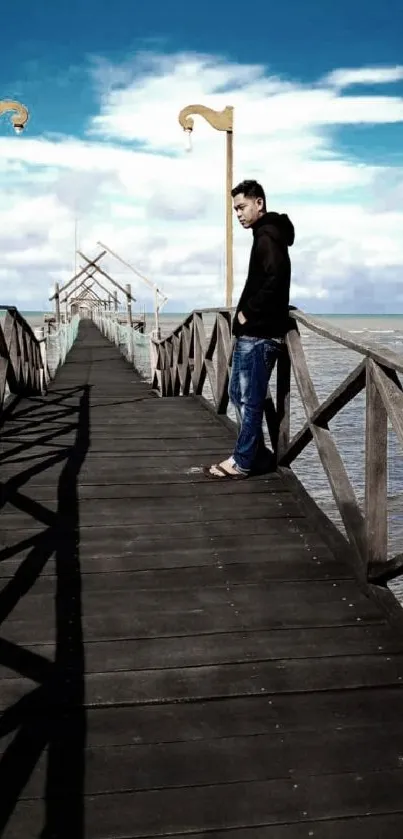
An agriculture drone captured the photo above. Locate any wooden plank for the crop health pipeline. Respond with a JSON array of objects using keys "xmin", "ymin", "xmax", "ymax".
[
  {"xmin": 143, "ymin": 815, "xmax": 403, "ymax": 839},
  {"xmin": 1, "ymin": 422, "xmax": 230, "ymax": 438},
  {"xmin": 8, "ymin": 687, "xmax": 402, "ymax": 750},
  {"xmin": 0, "ymin": 457, "xmax": 281, "ymax": 483},
  {"xmin": 0, "ymin": 550, "xmax": 348, "ymax": 583},
  {"xmin": 1, "ymin": 624, "xmax": 399, "ymax": 678},
  {"xmin": 13, "ymin": 725, "xmax": 403, "ymax": 801},
  {"xmin": 0, "ymin": 436, "xmax": 231, "ymax": 455},
  {"xmin": 0, "ymin": 590, "xmax": 382, "ymax": 647},
  {"xmin": 0, "ymin": 519, "xmax": 329, "ymax": 556},
  {"xmin": 1, "ymin": 576, "xmax": 375, "ymax": 614},
  {"xmin": 7, "ymin": 768, "xmax": 403, "ymax": 837},
  {"xmin": 0, "ymin": 534, "xmax": 333, "ymax": 574},
  {"xmin": 1, "ymin": 480, "xmax": 285, "ymax": 502},
  {"xmin": 0, "ymin": 494, "xmax": 302, "ymax": 530},
  {"xmin": 2, "ymin": 654, "xmax": 403, "ymax": 713}
]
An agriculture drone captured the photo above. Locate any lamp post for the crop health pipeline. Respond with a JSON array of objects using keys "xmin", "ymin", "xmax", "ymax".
[
  {"xmin": 0, "ymin": 100, "xmax": 29, "ymax": 133},
  {"xmin": 178, "ymin": 104, "xmax": 234, "ymax": 310}
]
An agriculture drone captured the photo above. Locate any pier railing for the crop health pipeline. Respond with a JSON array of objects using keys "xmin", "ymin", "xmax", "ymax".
[
  {"xmin": 93, "ymin": 309, "xmax": 152, "ymax": 381},
  {"xmin": 44, "ymin": 315, "xmax": 80, "ymax": 378},
  {"xmin": 0, "ymin": 306, "xmax": 45, "ymax": 415},
  {"xmin": 151, "ymin": 307, "xmax": 403, "ymax": 586},
  {"xmin": 0, "ymin": 307, "xmax": 80, "ymax": 415}
]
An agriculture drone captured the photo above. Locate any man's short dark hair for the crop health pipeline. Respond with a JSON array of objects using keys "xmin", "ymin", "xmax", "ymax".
[{"xmin": 231, "ymin": 179, "xmax": 266, "ymax": 209}]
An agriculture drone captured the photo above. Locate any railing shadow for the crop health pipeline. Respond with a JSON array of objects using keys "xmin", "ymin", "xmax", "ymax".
[{"xmin": 0, "ymin": 384, "xmax": 90, "ymax": 837}]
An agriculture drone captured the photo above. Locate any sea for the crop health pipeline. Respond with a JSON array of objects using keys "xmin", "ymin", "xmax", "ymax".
[{"xmin": 5, "ymin": 310, "xmax": 403, "ymax": 604}]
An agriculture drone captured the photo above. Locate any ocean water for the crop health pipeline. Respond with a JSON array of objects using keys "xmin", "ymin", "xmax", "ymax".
[{"xmin": 4, "ymin": 309, "xmax": 403, "ymax": 602}]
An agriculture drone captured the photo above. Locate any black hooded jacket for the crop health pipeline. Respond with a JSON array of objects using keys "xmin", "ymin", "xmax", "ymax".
[{"xmin": 233, "ymin": 211, "xmax": 295, "ymax": 339}]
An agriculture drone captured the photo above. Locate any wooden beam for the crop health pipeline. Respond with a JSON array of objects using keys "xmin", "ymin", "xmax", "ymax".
[
  {"xmin": 126, "ymin": 283, "xmax": 133, "ymax": 327},
  {"xmin": 203, "ymin": 315, "xmax": 218, "ymax": 405},
  {"xmin": 78, "ymin": 280, "xmax": 103, "ymax": 301},
  {"xmin": 77, "ymin": 251, "xmax": 137, "ymax": 301},
  {"xmin": 80, "ymin": 266, "xmax": 114, "ymax": 300},
  {"xmin": 216, "ymin": 312, "xmax": 232, "ymax": 415},
  {"xmin": 368, "ymin": 552, "xmax": 403, "ymax": 585},
  {"xmin": 275, "ymin": 347, "xmax": 291, "ymax": 461},
  {"xmin": 365, "ymin": 359, "xmax": 388, "ymax": 570},
  {"xmin": 371, "ymin": 363, "xmax": 403, "ymax": 450},
  {"xmin": 278, "ymin": 359, "xmax": 366, "ymax": 467},
  {"xmin": 190, "ymin": 313, "xmax": 206, "ymax": 396},
  {"xmin": 75, "ymin": 287, "xmax": 102, "ymax": 303},
  {"xmin": 286, "ymin": 327, "xmax": 366, "ymax": 568},
  {"xmin": 49, "ymin": 250, "xmax": 106, "ymax": 299},
  {"xmin": 61, "ymin": 276, "xmax": 95, "ymax": 303}
]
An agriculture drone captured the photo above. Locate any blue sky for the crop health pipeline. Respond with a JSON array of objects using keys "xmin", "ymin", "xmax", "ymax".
[{"xmin": 1, "ymin": 0, "xmax": 403, "ymax": 312}]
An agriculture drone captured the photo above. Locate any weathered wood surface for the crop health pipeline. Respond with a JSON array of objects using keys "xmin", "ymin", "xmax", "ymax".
[{"xmin": 1, "ymin": 319, "xmax": 403, "ymax": 838}]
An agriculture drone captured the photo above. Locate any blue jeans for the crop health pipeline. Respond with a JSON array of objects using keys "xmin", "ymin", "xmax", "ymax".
[{"xmin": 229, "ymin": 337, "xmax": 279, "ymax": 473}]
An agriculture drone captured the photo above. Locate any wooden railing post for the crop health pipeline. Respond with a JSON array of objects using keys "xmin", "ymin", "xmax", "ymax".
[
  {"xmin": 275, "ymin": 343, "xmax": 291, "ymax": 461},
  {"xmin": 126, "ymin": 283, "xmax": 133, "ymax": 363},
  {"xmin": 216, "ymin": 312, "xmax": 232, "ymax": 414},
  {"xmin": 365, "ymin": 359, "xmax": 388, "ymax": 573},
  {"xmin": 126, "ymin": 283, "xmax": 132, "ymax": 328},
  {"xmin": 192, "ymin": 313, "xmax": 206, "ymax": 395},
  {"xmin": 34, "ymin": 326, "xmax": 48, "ymax": 393},
  {"xmin": 55, "ymin": 283, "xmax": 61, "ymax": 328}
]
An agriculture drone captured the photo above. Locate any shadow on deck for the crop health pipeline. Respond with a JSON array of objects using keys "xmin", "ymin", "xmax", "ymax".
[{"xmin": 1, "ymin": 319, "xmax": 403, "ymax": 838}]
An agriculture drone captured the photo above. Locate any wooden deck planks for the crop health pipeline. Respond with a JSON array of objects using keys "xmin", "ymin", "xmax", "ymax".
[{"xmin": 1, "ymin": 319, "xmax": 403, "ymax": 838}]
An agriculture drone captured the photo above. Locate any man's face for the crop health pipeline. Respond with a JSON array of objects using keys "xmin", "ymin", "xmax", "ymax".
[{"xmin": 233, "ymin": 193, "xmax": 264, "ymax": 229}]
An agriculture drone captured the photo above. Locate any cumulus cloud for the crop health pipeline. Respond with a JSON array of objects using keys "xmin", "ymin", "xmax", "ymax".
[{"xmin": 0, "ymin": 51, "xmax": 402, "ymax": 312}]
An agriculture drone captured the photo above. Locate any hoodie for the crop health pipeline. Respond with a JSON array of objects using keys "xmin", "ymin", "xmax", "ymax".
[{"xmin": 233, "ymin": 211, "xmax": 295, "ymax": 339}]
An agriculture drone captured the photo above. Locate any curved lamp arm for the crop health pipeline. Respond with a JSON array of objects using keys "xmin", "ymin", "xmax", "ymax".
[
  {"xmin": 178, "ymin": 104, "xmax": 233, "ymax": 134},
  {"xmin": 0, "ymin": 100, "xmax": 29, "ymax": 133}
]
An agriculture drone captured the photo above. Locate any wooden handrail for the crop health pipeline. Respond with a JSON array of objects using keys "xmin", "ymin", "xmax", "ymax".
[
  {"xmin": 151, "ymin": 307, "xmax": 403, "ymax": 584},
  {"xmin": 290, "ymin": 308, "xmax": 403, "ymax": 373},
  {"xmin": 0, "ymin": 306, "xmax": 45, "ymax": 416}
]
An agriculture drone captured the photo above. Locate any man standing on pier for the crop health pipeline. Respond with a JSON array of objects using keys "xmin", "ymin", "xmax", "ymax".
[{"xmin": 204, "ymin": 179, "xmax": 294, "ymax": 480}]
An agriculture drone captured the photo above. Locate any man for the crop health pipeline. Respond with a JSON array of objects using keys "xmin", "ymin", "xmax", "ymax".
[{"xmin": 205, "ymin": 179, "xmax": 294, "ymax": 480}]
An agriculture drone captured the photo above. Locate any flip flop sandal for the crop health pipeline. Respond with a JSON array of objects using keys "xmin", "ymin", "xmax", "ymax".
[{"xmin": 203, "ymin": 464, "xmax": 248, "ymax": 481}]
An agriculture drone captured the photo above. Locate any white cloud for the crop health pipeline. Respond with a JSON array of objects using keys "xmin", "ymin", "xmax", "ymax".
[
  {"xmin": 325, "ymin": 66, "xmax": 403, "ymax": 89},
  {"xmin": 0, "ymin": 53, "xmax": 402, "ymax": 313}
]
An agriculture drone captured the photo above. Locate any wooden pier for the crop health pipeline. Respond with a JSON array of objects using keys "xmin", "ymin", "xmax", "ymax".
[{"xmin": 1, "ymin": 318, "xmax": 403, "ymax": 837}]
